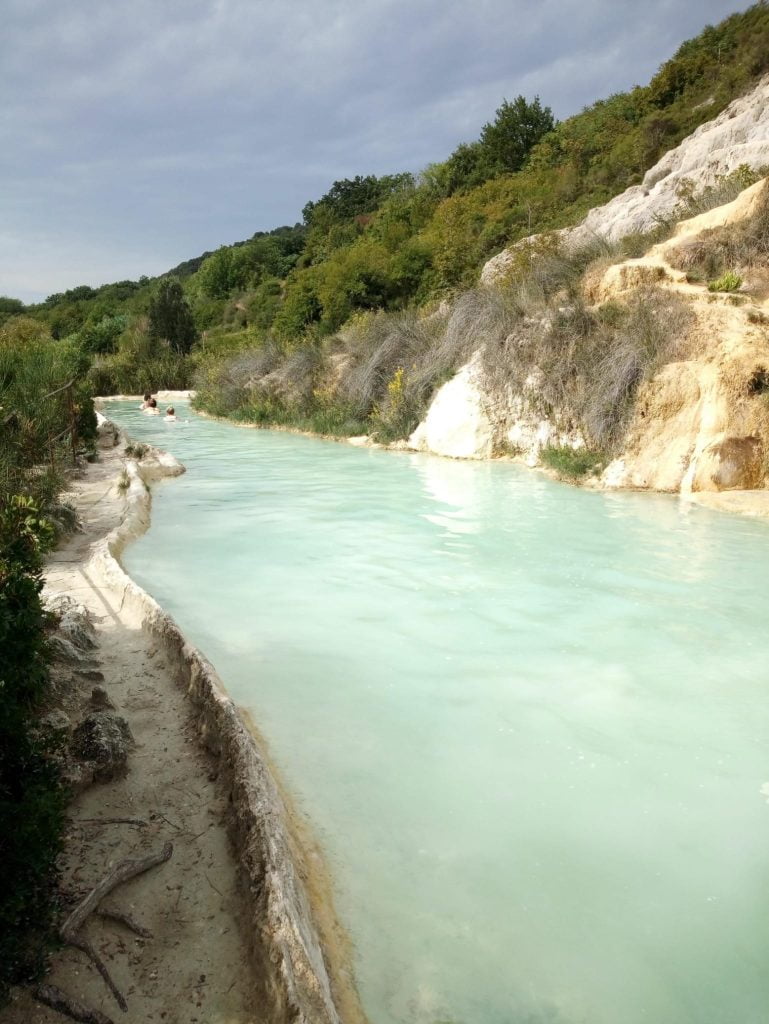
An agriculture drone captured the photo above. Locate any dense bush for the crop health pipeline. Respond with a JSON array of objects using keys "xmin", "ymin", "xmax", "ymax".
[
  {"xmin": 540, "ymin": 445, "xmax": 605, "ymax": 479},
  {"xmin": 0, "ymin": 497, "xmax": 64, "ymax": 1002},
  {"xmin": 88, "ymin": 318, "xmax": 192, "ymax": 395},
  {"xmin": 0, "ymin": 327, "xmax": 96, "ymax": 504}
]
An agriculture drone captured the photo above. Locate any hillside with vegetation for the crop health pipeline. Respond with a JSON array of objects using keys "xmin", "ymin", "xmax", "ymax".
[
  {"xmin": 1, "ymin": 3, "xmax": 768, "ymax": 425},
  {"xmin": 4, "ymin": 1, "xmax": 769, "ymax": 1005}
]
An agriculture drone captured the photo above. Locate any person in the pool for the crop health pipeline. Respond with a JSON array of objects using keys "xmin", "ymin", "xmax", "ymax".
[
  {"xmin": 144, "ymin": 398, "xmax": 159, "ymax": 415},
  {"xmin": 164, "ymin": 406, "xmax": 177, "ymax": 421},
  {"xmin": 139, "ymin": 392, "xmax": 152, "ymax": 409}
]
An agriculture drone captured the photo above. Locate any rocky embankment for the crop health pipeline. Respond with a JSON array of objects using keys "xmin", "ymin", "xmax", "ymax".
[
  {"xmin": 408, "ymin": 78, "xmax": 769, "ymax": 516},
  {"xmin": 3, "ymin": 419, "xmax": 356, "ymax": 1024}
]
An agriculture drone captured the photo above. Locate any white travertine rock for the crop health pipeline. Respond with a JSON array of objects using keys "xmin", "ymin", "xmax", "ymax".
[
  {"xmin": 480, "ymin": 233, "xmax": 549, "ymax": 287},
  {"xmin": 408, "ymin": 356, "xmax": 495, "ymax": 459},
  {"xmin": 482, "ymin": 75, "xmax": 769, "ymax": 286},
  {"xmin": 571, "ymin": 75, "xmax": 769, "ymax": 246},
  {"xmin": 505, "ymin": 402, "xmax": 584, "ymax": 467}
]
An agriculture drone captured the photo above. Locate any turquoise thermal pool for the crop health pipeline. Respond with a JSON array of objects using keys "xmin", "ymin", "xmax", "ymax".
[{"xmin": 107, "ymin": 400, "xmax": 769, "ymax": 1024}]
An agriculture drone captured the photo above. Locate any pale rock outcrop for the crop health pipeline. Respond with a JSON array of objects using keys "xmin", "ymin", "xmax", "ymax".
[
  {"xmin": 601, "ymin": 314, "xmax": 769, "ymax": 494},
  {"xmin": 501, "ymin": 369, "xmax": 585, "ymax": 465},
  {"xmin": 588, "ymin": 182, "xmax": 769, "ymax": 494},
  {"xmin": 96, "ymin": 413, "xmax": 120, "ymax": 448},
  {"xmin": 692, "ymin": 435, "xmax": 764, "ymax": 490},
  {"xmin": 45, "ymin": 594, "xmax": 97, "ymax": 651},
  {"xmin": 583, "ymin": 259, "xmax": 686, "ymax": 304},
  {"xmin": 505, "ymin": 404, "xmax": 584, "ymax": 466},
  {"xmin": 408, "ymin": 358, "xmax": 585, "ymax": 465},
  {"xmin": 481, "ymin": 233, "xmax": 549, "ymax": 286},
  {"xmin": 571, "ymin": 75, "xmax": 769, "ymax": 246},
  {"xmin": 71, "ymin": 711, "xmax": 134, "ymax": 782},
  {"xmin": 408, "ymin": 355, "xmax": 495, "ymax": 459},
  {"xmin": 419, "ymin": 164, "xmax": 769, "ymax": 504},
  {"xmin": 134, "ymin": 446, "xmax": 185, "ymax": 481},
  {"xmin": 482, "ymin": 75, "xmax": 769, "ymax": 287}
]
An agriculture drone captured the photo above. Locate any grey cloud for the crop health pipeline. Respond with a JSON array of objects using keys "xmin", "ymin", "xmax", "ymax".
[{"xmin": 0, "ymin": 0, "xmax": 753, "ymax": 302}]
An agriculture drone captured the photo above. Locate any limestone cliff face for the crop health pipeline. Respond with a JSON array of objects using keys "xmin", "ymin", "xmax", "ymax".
[
  {"xmin": 408, "ymin": 357, "xmax": 584, "ymax": 465},
  {"xmin": 573, "ymin": 75, "xmax": 769, "ymax": 246},
  {"xmin": 409, "ymin": 170, "xmax": 769, "ymax": 508},
  {"xmin": 590, "ymin": 180, "xmax": 769, "ymax": 496},
  {"xmin": 482, "ymin": 75, "xmax": 769, "ymax": 286}
]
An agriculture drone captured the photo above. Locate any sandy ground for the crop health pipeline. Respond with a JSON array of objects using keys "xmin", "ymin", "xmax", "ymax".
[{"xmin": 2, "ymin": 445, "xmax": 261, "ymax": 1024}]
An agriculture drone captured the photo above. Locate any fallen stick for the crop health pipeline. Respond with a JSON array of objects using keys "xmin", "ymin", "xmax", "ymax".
[
  {"xmin": 96, "ymin": 904, "xmax": 152, "ymax": 938},
  {"xmin": 66, "ymin": 936, "xmax": 127, "ymax": 1013},
  {"xmin": 61, "ymin": 842, "xmax": 173, "ymax": 1011},
  {"xmin": 62, "ymin": 842, "xmax": 172, "ymax": 938},
  {"xmin": 76, "ymin": 818, "xmax": 147, "ymax": 828},
  {"xmin": 204, "ymin": 872, "xmax": 224, "ymax": 899},
  {"xmin": 33, "ymin": 983, "xmax": 114, "ymax": 1024}
]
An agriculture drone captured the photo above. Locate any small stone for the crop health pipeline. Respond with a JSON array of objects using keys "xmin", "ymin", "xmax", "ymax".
[
  {"xmin": 39, "ymin": 709, "xmax": 70, "ymax": 733},
  {"xmin": 90, "ymin": 685, "xmax": 115, "ymax": 710},
  {"xmin": 76, "ymin": 668, "xmax": 105, "ymax": 683},
  {"xmin": 59, "ymin": 607, "xmax": 96, "ymax": 650}
]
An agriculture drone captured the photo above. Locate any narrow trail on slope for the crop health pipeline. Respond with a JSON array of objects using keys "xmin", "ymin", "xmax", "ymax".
[{"xmin": 2, "ymin": 445, "xmax": 260, "ymax": 1024}]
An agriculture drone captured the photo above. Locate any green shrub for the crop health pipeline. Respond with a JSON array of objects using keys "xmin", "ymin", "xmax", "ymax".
[
  {"xmin": 708, "ymin": 270, "xmax": 743, "ymax": 292},
  {"xmin": 0, "ymin": 497, "xmax": 65, "ymax": 1002},
  {"xmin": 88, "ymin": 319, "xmax": 192, "ymax": 395},
  {"xmin": 540, "ymin": 445, "xmax": 605, "ymax": 479},
  {"xmin": 0, "ymin": 331, "xmax": 96, "ymax": 504}
]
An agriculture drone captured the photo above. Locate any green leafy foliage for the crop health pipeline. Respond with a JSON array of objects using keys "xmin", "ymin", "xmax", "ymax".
[
  {"xmin": 0, "ymin": 500, "xmax": 65, "ymax": 1003},
  {"xmin": 148, "ymin": 279, "xmax": 198, "ymax": 355},
  {"xmin": 0, "ymin": 323, "xmax": 96, "ymax": 503},
  {"xmin": 479, "ymin": 95, "xmax": 556, "ymax": 175},
  {"xmin": 88, "ymin": 318, "xmax": 192, "ymax": 395},
  {"xmin": 540, "ymin": 445, "xmax": 606, "ymax": 479},
  {"xmin": 708, "ymin": 270, "xmax": 743, "ymax": 292}
]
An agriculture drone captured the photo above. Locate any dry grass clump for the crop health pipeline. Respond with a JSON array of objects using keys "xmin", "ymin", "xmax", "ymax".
[
  {"xmin": 196, "ymin": 341, "xmax": 283, "ymax": 412},
  {"xmin": 338, "ymin": 311, "xmax": 439, "ymax": 416},
  {"xmin": 667, "ymin": 181, "xmax": 769, "ymax": 282},
  {"xmin": 480, "ymin": 286, "xmax": 692, "ymax": 449},
  {"xmin": 335, "ymin": 304, "xmax": 483, "ymax": 438},
  {"xmin": 260, "ymin": 344, "xmax": 323, "ymax": 406}
]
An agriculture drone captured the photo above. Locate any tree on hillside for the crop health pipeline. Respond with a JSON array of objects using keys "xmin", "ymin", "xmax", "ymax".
[
  {"xmin": 147, "ymin": 279, "xmax": 197, "ymax": 354},
  {"xmin": 0, "ymin": 297, "xmax": 24, "ymax": 329},
  {"xmin": 480, "ymin": 95, "xmax": 556, "ymax": 174},
  {"xmin": 302, "ymin": 173, "xmax": 415, "ymax": 228},
  {"xmin": 196, "ymin": 247, "xmax": 245, "ymax": 299}
]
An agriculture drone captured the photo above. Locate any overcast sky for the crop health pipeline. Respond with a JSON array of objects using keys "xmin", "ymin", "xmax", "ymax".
[{"xmin": 1, "ymin": 0, "xmax": 753, "ymax": 303}]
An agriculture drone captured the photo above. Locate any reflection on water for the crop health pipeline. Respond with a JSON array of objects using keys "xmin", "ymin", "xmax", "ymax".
[{"xmin": 109, "ymin": 400, "xmax": 769, "ymax": 1024}]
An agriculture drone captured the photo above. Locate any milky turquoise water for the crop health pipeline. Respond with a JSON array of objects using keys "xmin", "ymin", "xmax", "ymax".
[{"xmin": 107, "ymin": 400, "xmax": 769, "ymax": 1024}]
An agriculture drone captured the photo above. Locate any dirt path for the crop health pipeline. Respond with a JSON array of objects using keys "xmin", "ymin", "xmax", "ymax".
[{"xmin": 2, "ymin": 445, "xmax": 261, "ymax": 1024}]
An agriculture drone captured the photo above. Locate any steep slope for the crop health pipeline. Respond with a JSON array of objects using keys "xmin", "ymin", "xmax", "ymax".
[
  {"xmin": 482, "ymin": 74, "xmax": 769, "ymax": 285},
  {"xmin": 596, "ymin": 181, "xmax": 769, "ymax": 496},
  {"xmin": 410, "ymin": 177, "xmax": 769, "ymax": 512}
]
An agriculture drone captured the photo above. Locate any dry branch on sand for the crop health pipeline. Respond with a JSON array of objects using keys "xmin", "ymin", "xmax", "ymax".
[{"xmin": 31, "ymin": 842, "xmax": 173, "ymax": 1024}]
